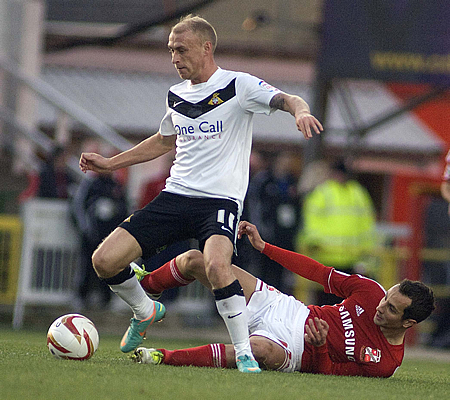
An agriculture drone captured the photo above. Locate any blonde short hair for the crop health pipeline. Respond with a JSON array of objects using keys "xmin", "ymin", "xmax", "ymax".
[{"xmin": 171, "ymin": 14, "xmax": 217, "ymax": 51}]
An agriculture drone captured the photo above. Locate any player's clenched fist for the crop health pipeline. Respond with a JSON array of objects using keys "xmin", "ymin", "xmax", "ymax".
[{"xmin": 79, "ymin": 152, "xmax": 111, "ymax": 174}]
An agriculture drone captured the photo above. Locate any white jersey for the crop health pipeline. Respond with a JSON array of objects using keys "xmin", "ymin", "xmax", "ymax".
[{"xmin": 159, "ymin": 68, "xmax": 281, "ymax": 210}]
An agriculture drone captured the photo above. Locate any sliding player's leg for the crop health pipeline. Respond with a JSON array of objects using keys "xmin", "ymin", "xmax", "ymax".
[{"xmin": 132, "ymin": 336, "xmax": 288, "ymax": 371}]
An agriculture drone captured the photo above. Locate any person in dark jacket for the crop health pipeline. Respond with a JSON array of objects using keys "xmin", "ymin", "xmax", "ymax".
[{"xmin": 71, "ymin": 171, "xmax": 128, "ymax": 309}]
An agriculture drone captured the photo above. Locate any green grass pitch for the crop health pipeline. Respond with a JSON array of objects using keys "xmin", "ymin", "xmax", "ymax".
[{"xmin": 0, "ymin": 328, "xmax": 449, "ymax": 400}]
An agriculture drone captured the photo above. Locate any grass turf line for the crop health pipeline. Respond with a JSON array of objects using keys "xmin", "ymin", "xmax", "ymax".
[{"xmin": 0, "ymin": 328, "xmax": 449, "ymax": 400}]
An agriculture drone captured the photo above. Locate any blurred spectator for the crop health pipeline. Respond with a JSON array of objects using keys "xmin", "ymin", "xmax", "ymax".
[
  {"xmin": 271, "ymin": 152, "xmax": 301, "ymax": 252},
  {"xmin": 297, "ymin": 159, "xmax": 331, "ymax": 197},
  {"xmin": 234, "ymin": 150, "xmax": 270, "ymax": 274},
  {"xmin": 71, "ymin": 169, "xmax": 128, "ymax": 310},
  {"xmin": 441, "ymin": 149, "xmax": 450, "ymax": 214},
  {"xmin": 298, "ymin": 159, "xmax": 377, "ymax": 305},
  {"xmin": 242, "ymin": 151, "xmax": 271, "ymax": 243},
  {"xmin": 428, "ymin": 148, "xmax": 450, "ymax": 348},
  {"xmin": 423, "ymin": 195, "xmax": 450, "ymax": 348},
  {"xmin": 138, "ymin": 151, "xmax": 174, "ymax": 209},
  {"xmin": 241, "ymin": 151, "xmax": 300, "ymax": 293},
  {"xmin": 38, "ymin": 146, "xmax": 75, "ymax": 199}
]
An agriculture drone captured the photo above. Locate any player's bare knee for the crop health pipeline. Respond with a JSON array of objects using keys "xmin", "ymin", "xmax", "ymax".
[
  {"xmin": 204, "ymin": 255, "xmax": 228, "ymax": 280},
  {"xmin": 179, "ymin": 249, "xmax": 203, "ymax": 276},
  {"xmin": 250, "ymin": 338, "xmax": 285, "ymax": 371},
  {"xmin": 250, "ymin": 338, "xmax": 271, "ymax": 361},
  {"xmin": 91, "ymin": 246, "xmax": 112, "ymax": 278}
]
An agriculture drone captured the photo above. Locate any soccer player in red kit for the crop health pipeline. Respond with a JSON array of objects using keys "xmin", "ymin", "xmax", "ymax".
[{"xmin": 131, "ymin": 221, "xmax": 435, "ymax": 377}]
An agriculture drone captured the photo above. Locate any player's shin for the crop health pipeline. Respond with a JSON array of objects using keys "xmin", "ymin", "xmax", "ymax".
[
  {"xmin": 105, "ymin": 265, "xmax": 155, "ymax": 319},
  {"xmin": 140, "ymin": 258, "xmax": 194, "ymax": 294},
  {"xmin": 214, "ymin": 280, "xmax": 253, "ymax": 358},
  {"xmin": 161, "ymin": 344, "xmax": 227, "ymax": 367}
]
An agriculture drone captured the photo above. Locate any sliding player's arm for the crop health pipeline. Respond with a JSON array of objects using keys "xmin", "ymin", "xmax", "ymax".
[{"xmin": 239, "ymin": 220, "xmax": 332, "ymax": 287}]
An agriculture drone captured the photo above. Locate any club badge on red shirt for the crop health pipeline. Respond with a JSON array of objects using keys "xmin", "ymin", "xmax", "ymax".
[{"xmin": 361, "ymin": 346, "xmax": 381, "ymax": 363}]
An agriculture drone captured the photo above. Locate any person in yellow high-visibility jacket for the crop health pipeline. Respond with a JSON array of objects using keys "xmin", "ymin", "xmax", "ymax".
[{"xmin": 298, "ymin": 159, "xmax": 377, "ymax": 305}]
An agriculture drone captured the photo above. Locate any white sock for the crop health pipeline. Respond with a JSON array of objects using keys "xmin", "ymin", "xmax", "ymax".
[
  {"xmin": 108, "ymin": 277, "xmax": 155, "ymax": 320},
  {"xmin": 215, "ymin": 294, "xmax": 252, "ymax": 358}
]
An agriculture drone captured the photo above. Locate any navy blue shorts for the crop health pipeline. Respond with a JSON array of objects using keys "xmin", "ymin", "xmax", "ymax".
[{"xmin": 119, "ymin": 191, "xmax": 239, "ymax": 259}]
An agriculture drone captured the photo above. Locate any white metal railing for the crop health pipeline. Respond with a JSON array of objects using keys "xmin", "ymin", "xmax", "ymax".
[
  {"xmin": 13, "ymin": 199, "xmax": 81, "ymax": 329},
  {"xmin": 12, "ymin": 199, "xmax": 214, "ymax": 329}
]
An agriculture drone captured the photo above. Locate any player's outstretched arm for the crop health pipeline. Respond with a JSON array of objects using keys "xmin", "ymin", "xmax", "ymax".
[
  {"xmin": 79, "ymin": 133, "xmax": 176, "ymax": 173},
  {"xmin": 239, "ymin": 220, "xmax": 329, "ymax": 283},
  {"xmin": 269, "ymin": 93, "xmax": 323, "ymax": 140}
]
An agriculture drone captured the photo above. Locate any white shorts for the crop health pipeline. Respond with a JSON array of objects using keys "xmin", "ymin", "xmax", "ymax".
[{"xmin": 247, "ymin": 279, "xmax": 310, "ymax": 372}]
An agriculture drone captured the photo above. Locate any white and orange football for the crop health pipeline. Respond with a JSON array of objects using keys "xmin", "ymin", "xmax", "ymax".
[{"xmin": 47, "ymin": 314, "xmax": 99, "ymax": 360}]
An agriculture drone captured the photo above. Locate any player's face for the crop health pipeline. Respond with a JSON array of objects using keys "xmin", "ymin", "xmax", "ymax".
[
  {"xmin": 168, "ymin": 30, "xmax": 207, "ymax": 84},
  {"xmin": 373, "ymin": 285, "xmax": 412, "ymax": 329}
]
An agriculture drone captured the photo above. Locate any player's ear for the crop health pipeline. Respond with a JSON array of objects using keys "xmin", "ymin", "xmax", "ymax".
[
  {"xmin": 204, "ymin": 41, "xmax": 213, "ymax": 53},
  {"xmin": 403, "ymin": 319, "xmax": 417, "ymax": 329}
]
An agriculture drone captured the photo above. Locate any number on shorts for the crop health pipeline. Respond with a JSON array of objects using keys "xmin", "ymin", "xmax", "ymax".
[{"xmin": 217, "ymin": 209, "xmax": 235, "ymax": 233}]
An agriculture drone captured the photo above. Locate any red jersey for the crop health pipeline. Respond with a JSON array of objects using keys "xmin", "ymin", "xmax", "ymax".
[{"xmin": 263, "ymin": 243, "xmax": 404, "ymax": 378}]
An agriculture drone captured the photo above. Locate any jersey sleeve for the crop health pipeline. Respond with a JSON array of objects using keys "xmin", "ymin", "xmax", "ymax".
[
  {"xmin": 159, "ymin": 107, "xmax": 177, "ymax": 137},
  {"xmin": 262, "ymin": 243, "xmax": 333, "ymax": 288},
  {"xmin": 262, "ymin": 243, "xmax": 385, "ymax": 298},
  {"xmin": 235, "ymin": 74, "xmax": 281, "ymax": 115},
  {"xmin": 326, "ymin": 270, "xmax": 386, "ymax": 299}
]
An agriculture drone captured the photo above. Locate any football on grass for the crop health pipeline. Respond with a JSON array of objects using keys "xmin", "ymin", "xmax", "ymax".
[{"xmin": 47, "ymin": 314, "xmax": 99, "ymax": 360}]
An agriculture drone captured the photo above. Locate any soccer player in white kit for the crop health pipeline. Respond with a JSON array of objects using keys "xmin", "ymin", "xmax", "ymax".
[{"xmin": 79, "ymin": 14, "xmax": 323, "ymax": 373}]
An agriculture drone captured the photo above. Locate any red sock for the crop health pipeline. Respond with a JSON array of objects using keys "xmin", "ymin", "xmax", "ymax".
[
  {"xmin": 160, "ymin": 344, "xmax": 226, "ymax": 368},
  {"xmin": 140, "ymin": 258, "xmax": 194, "ymax": 294}
]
